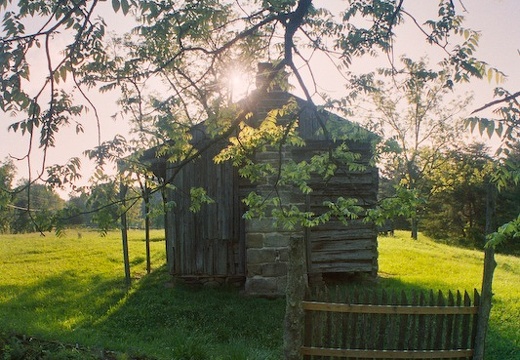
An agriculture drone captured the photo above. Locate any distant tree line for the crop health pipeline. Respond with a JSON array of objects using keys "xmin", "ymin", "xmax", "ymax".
[
  {"xmin": 379, "ymin": 142, "xmax": 520, "ymax": 255},
  {"xmin": 0, "ymin": 159, "xmax": 164, "ymax": 234}
]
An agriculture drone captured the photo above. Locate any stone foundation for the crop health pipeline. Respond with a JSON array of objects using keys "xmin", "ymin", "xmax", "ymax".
[{"xmin": 175, "ymin": 275, "xmax": 245, "ymax": 288}]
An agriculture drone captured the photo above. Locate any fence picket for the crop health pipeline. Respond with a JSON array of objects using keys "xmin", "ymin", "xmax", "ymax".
[
  {"xmin": 408, "ymin": 290, "xmax": 418, "ymax": 350},
  {"xmin": 349, "ymin": 290, "xmax": 360, "ymax": 351},
  {"xmin": 302, "ymin": 287, "xmax": 479, "ymax": 359},
  {"xmin": 453, "ymin": 290, "xmax": 462, "ymax": 349},
  {"xmin": 369, "ymin": 291, "xmax": 382, "ymax": 347},
  {"xmin": 341, "ymin": 290, "xmax": 351, "ymax": 352},
  {"xmin": 377, "ymin": 289, "xmax": 387, "ymax": 350},
  {"xmin": 461, "ymin": 290, "xmax": 471, "ymax": 351},
  {"xmin": 417, "ymin": 291, "xmax": 426, "ymax": 351},
  {"xmin": 397, "ymin": 290, "xmax": 408, "ymax": 350},
  {"xmin": 471, "ymin": 289, "xmax": 480, "ymax": 350}
]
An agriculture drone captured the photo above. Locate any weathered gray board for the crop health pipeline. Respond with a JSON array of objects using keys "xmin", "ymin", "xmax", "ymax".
[
  {"xmin": 165, "ymin": 133, "xmax": 245, "ymax": 277},
  {"xmin": 160, "ymin": 89, "xmax": 378, "ymax": 285}
]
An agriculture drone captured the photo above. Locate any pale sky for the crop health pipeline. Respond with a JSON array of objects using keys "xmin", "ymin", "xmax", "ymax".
[{"xmin": 1, "ymin": 0, "xmax": 519, "ymax": 197}]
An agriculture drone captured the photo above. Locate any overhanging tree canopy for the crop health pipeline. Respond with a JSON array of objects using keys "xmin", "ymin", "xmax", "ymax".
[{"xmin": 1, "ymin": 0, "xmax": 501, "ymax": 196}]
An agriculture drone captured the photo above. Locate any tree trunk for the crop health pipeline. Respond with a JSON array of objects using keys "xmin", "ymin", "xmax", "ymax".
[
  {"xmin": 411, "ymin": 216, "xmax": 418, "ymax": 240},
  {"xmin": 119, "ymin": 183, "xmax": 131, "ymax": 287},
  {"xmin": 484, "ymin": 182, "xmax": 496, "ymax": 240},
  {"xmin": 473, "ymin": 246, "xmax": 496, "ymax": 359},
  {"xmin": 144, "ymin": 185, "xmax": 151, "ymax": 274},
  {"xmin": 284, "ymin": 235, "xmax": 307, "ymax": 360},
  {"xmin": 474, "ymin": 181, "xmax": 497, "ymax": 359},
  {"xmin": 161, "ymin": 187, "xmax": 174, "ymax": 274}
]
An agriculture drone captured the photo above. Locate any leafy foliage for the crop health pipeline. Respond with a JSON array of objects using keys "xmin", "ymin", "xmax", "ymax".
[
  {"xmin": 10, "ymin": 181, "xmax": 65, "ymax": 233},
  {"xmin": 0, "ymin": 158, "xmax": 16, "ymax": 233},
  {"xmin": 348, "ymin": 57, "xmax": 472, "ymax": 238},
  {"xmin": 1, "ymin": 1, "xmax": 509, "ymax": 251}
]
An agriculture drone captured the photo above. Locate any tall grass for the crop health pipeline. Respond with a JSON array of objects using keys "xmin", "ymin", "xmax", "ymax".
[{"xmin": 0, "ymin": 229, "xmax": 518, "ymax": 359}]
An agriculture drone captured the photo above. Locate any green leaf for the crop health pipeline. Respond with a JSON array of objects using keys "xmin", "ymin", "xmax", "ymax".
[
  {"xmin": 496, "ymin": 122, "xmax": 503, "ymax": 137},
  {"xmin": 60, "ymin": 65, "xmax": 67, "ymax": 82},
  {"xmin": 120, "ymin": 0, "xmax": 130, "ymax": 15},
  {"xmin": 478, "ymin": 118, "xmax": 486, "ymax": 136},
  {"xmin": 112, "ymin": 0, "xmax": 120, "ymax": 13},
  {"xmin": 486, "ymin": 120, "xmax": 495, "ymax": 138}
]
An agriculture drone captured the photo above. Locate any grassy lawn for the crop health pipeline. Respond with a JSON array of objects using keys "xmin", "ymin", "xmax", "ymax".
[
  {"xmin": 0, "ymin": 229, "xmax": 518, "ymax": 359},
  {"xmin": 377, "ymin": 231, "xmax": 520, "ymax": 360},
  {"xmin": 0, "ymin": 229, "xmax": 284, "ymax": 359}
]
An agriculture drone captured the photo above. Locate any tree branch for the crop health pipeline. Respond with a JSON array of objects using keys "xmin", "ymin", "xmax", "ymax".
[{"xmin": 471, "ymin": 91, "xmax": 520, "ymax": 114}]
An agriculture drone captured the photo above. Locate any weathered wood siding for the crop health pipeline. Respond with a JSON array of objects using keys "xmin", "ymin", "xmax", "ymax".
[
  {"xmin": 162, "ymin": 90, "xmax": 378, "ymax": 286},
  {"xmin": 292, "ymin": 139, "xmax": 378, "ymax": 276},
  {"xmin": 165, "ymin": 132, "xmax": 245, "ymax": 277}
]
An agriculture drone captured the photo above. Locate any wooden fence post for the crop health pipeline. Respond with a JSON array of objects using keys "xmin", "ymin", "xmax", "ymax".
[{"xmin": 473, "ymin": 246, "xmax": 496, "ymax": 359}]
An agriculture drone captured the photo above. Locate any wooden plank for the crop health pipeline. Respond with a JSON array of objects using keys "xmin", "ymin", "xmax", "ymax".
[
  {"xmin": 461, "ymin": 291, "xmax": 471, "ymax": 350},
  {"xmin": 471, "ymin": 289, "xmax": 480, "ymax": 349},
  {"xmin": 453, "ymin": 290, "xmax": 463, "ymax": 349},
  {"xmin": 434, "ymin": 290, "xmax": 446, "ymax": 350},
  {"xmin": 424, "ymin": 290, "xmax": 435, "ymax": 351},
  {"xmin": 301, "ymin": 302, "xmax": 479, "ymax": 315},
  {"xmin": 332, "ymin": 286, "xmax": 342, "ymax": 350},
  {"xmin": 349, "ymin": 290, "xmax": 359, "ymax": 350},
  {"xmin": 300, "ymin": 347, "xmax": 474, "ymax": 359},
  {"xmin": 407, "ymin": 291, "xmax": 418, "ymax": 350},
  {"xmin": 388, "ymin": 290, "xmax": 399, "ymax": 349},
  {"xmin": 358, "ymin": 291, "xmax": 368, "ymax": 350},
  {"xmin": 397, "ymin": 291, "xmax": 408, "ymax": 350},
  {"xmin": 445, "ymin": 291, "xmax": 455, "ymax": 351},
  {"xmin": 309, "ymin": 263, "xmax": 374, "ymax": 273},
  {"xmin": 416, "ymin": 291, "xmax": 426, "ymax": 350},
  {"xmin": 369, "ymin": 290, "xmax": 379, "ymax": 350},
  {"xmin": 310, "ymin": 237, "xmax": 375, "ymax": 250},
  {"xmin": 377, "ymin": 289, "xmax": 387, "ymax": 350},
  {"xmin": 324, "ymin": 289, "xmax": 332, "ymax": 350},
  {"xmin": 311, "ymin": 249, "xmax": 376, "ymax": 262},
  {"xmin": 341, "ymin": 290, "xmax": 351, "ymax": 351}
]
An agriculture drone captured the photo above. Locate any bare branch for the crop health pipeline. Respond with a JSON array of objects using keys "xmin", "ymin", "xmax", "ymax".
[{"xmin": 471, "ymin": 91, "xmax": 520, "ymax": 114}]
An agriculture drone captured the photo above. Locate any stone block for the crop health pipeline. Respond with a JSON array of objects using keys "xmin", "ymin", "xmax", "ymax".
[
  {"xmin": 276, "ymin": 248, "xmax": 290, "ymax": 262},
  {"xmin": 246, "ymin": 233, "xmax": 264, "ymax": 248},
  {"xmin": 263, "ymin": 232, "xmax": 290, "ymax": 247},
  {"xmin": 244, "ymin": 277, "xmax": 283, "ymax": 296},
  {"xmin": 261, "ymin": 262, "xmax": 288, "ymax": 277},
  {"xmin": 246, "ymin": 248, "xmax": 277, "ymax": 265},
  {"xmin": 247, "ymin": 247, "xmax": 290, "ymax": 265},
  {"xmin": 247, "ymin": 263, "xmax": 262, "ymax": 276}
]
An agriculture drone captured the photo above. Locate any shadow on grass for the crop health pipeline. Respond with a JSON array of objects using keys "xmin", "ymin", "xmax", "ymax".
[
  {"xmin": 1, "ymin": 268, "xmax": 515, "ymax": 360},
  {"xmin": 90, "ymin": 267, "xmax": 285, "ymax": 359},
  {"xmin": 0, "ymin": 266, "xmax": 284, "ymax": 359},
  {"xmin": 0, "ymin": 271, "xmax": 127, "ymax": 341}
]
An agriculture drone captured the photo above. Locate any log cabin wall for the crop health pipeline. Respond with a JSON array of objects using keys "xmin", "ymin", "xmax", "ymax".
[
  {"xmin": 164, "ymin": 130, "xmax": 246, "ymax": 286},
  {"xmin": 242, "ymin": 91, "xmax": 378, "ymax": 296},
  {"xmin": 159, "ymin": 89, "xmax": 378, "ymax": 294}
]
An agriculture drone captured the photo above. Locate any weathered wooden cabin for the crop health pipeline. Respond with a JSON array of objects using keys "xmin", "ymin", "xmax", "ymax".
[{"xmin": 142, "ymin": 73, "xmax": 379, "ymax": 296}]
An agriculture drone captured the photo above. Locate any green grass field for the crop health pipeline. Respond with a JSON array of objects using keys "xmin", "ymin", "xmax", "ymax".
[{"xmin": 0, "ymin": 229, "xmax": 518, "ymax": 359}]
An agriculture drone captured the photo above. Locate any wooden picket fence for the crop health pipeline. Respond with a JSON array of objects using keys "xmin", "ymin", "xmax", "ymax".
[{"xmin": 302, "ymin": 288, "xmax": 480, "ymax": 359}]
